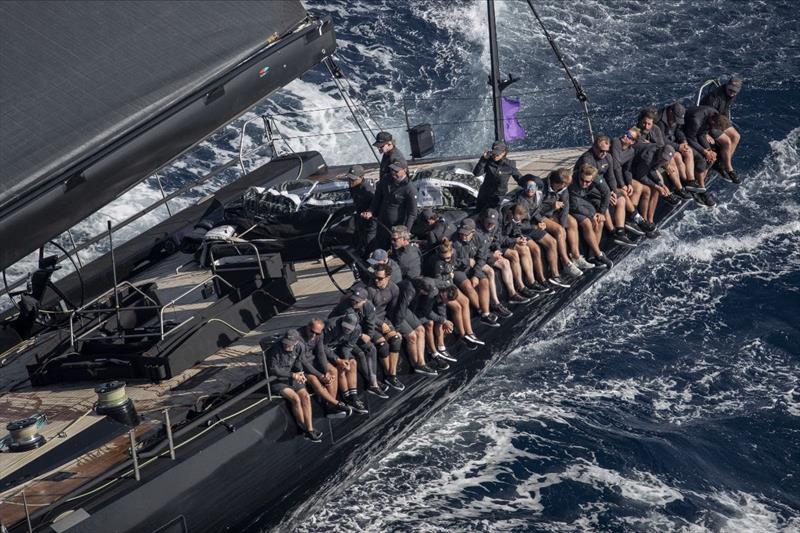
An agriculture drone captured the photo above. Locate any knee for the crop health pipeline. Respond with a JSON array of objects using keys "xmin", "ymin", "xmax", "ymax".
[
  {"xmin": 716, "ymin": 135, "xmax": 730, "ymax": 147},
  {"xmin": 388, "ymin": 335, "xmax": 402, "ymax": 352}
]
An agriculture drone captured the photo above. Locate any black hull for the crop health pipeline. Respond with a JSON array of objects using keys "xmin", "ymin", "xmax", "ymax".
[{"xmin": 18, "ymin": 177, "xmax": 716, "ymax": 533}]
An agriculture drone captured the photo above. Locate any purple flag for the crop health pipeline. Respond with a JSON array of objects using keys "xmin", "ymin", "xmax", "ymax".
[{"xmin": 501, "ymin": 97, "xmax": 526, "ymax": 141}]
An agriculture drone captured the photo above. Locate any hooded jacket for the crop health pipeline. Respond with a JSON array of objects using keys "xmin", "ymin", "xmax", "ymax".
[
  {"xmin": 573, "ymin": 148, "xmax": 618, "ymax": 190},
  {"xmin": 610, "ymin": 136, "xmax": 635, "ymax": 188},
  {"xmin": 684, "ymin": 105, "xmax": 720, "ymax": 153},
  {"xmin": 569, "ymin": 176, "xmax": 610, "ymax": 217},
  {"xmin": 474, "ymin": 155, "xmax": 522, "ymax": 208}
]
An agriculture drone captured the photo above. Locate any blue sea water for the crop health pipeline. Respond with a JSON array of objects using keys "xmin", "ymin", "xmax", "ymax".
[{"xmin": 281, "ymin": 1, "xmax": 799, "ymax": 531}]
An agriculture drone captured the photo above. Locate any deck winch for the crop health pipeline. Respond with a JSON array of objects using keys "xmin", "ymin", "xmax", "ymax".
[
  {"xmin": 95, "ymin": 381, "xmax": 140, "ymax": 427},
  {"xmin": 4, "ymin": 413, "xmax": 47, "ymax": 452}
]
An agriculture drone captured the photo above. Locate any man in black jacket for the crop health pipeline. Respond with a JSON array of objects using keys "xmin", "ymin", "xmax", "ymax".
[
  {"xmin": 373, "ymin": 131, "xmax": 408, "ymax": 182},
  {"xmin": 569, "ymin": 165, "xmax": 617, "ymax": 268},
  {"xmin": 538, "ymin": 169, "xmax": 586, "ymax": 278},
  {"xmin": 412, "ymin": 207, "xmax": 456, "ymax": 251},
  {"xmin": 631, "ymin": 143, "xmax": 677, "ymax": 234},
  {"xmin": 263, "ymin": 330, "xmax": 322, "ymax": 442},
  {"xmin": 636, "ymin": 108, "xmax": 690, "ymax": 200},
  {"xmin": 297, "ymin": 318, "xmax": 352, "ymax": 418},
  {"xmin": 700, "ymin": 77, "xmax": 743, "ymax": 182},
  {"xmin": 476, "ymin": 208, "xmax": 534, "ymax": 303},
  {"xmin": 473, "ymin": 140, "xmax": 522, "ymax": 211},
  {"xmin": 410, "ymin": 277, "xmax": 456, "ymax": 363},
  {"xmin": 657, "ymin": 103, "xmax": 700, "ymax": 195},
  {"xmin": 365, "ymin": 163, "xmax": 418, "ymax": 250},
  {"xmin": 685, "ymin": 105, "xmax": 734, "ymax": 204},
  {"xmin": 346, "ymin": 165, "xmax": 377, "ymax": 255},
  {"xmin": 452, "ymin": 218, "xmax": 499, "ymax": 327}
]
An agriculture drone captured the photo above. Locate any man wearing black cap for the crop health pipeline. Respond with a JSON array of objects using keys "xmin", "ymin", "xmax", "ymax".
[
  {"xmin": 630, "ymin": 143, "xmax": 679, "ymax": 234},
  {"xmin": 263, "ymin": 329, "xmax": 322, "ymax": 442},
  {"xmin": 636, "ymin": 109, "xmax": 691, "ymax": 200},
  {"xmin": 373, "ymin": 131, "xmax": 407, "ymax": 183},
  {"xmin": 657, "ymin": 102, "xmax": 700, "ymax": 196},
  {"xmin": 700, "ymin": 76, "xmax": 743, "ymax": 183},
  {"xmin": 410, "ymin": 277, "xmax": 456, "ymax": 363},
  {"xmin": 367, "ymin": 264, "xmax": 408, "ymax": 390},
  {"xmin": 366, "ymin": 248, "xmax": 402, "ymax": 285},
  {"xmin": 297, "ymin": 318, "xmax": 353, "ymax": 418},
  {"xmin": 346, "ymin": 164, "xmax": 377, "ymax": 255},
  {"xmin": 684, "ymin": 105, "xmax": 735, "ymax": 200},
  {"xmin": 473, "ymin": 140, "xmax": 522, "ymax": 212},
  {"xmin": 413, "ymin": 207, "xmax": 456, "ymax": 251},
  {"xmin": 324, "ymin": 310, "xmax": 369, "ymax": 414},
  {"xmin": 365, "ymin": 163, "xmax": 417, "ymax": 250},
  {"xmin": 476, "ymin": 207, "xmax": 532, "ymax": 305},
  {"xmin": 452, "ymin": 217, "xmax": 499, "ymax": 327}
]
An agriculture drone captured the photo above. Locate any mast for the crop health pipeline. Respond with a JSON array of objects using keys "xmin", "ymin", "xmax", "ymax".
[{"xmin": 487, "ymin": 0, "xmax": 504, "ymax": 141}]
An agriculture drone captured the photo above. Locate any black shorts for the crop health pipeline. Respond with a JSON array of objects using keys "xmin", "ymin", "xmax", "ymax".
[
  {"xmin": 273, "ymin": 378, "xmax": 305, "ymax": 394},
  {"xmin": 453, "ymin": 268, "xmax": 485, "ymax": 286},
  {"xmin": 396, "ymin": 314, "xmax": 422, "ymax": 335},
  {"xmin": 691, "ymin": 147, "xmax": 709, "ymax": 172},
  {"xmin": 526, "ymin": 228, "xmax": 547, "ymax": 241}
]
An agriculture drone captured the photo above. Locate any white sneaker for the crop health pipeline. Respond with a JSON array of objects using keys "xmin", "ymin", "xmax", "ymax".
[
  {"xmin": 574, "ymin": 256, "xmax": 595, "ymax": 270},
  {"xmin": 566, "ymin": 261, "xmax": 584, "ymax": 278}
]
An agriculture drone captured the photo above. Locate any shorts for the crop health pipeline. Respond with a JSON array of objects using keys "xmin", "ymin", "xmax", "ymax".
[
  {"xmin": 709, "ymin": 129, "xmax": 724, "ymax": 140},
  {"xmin": 453, "ymin": 268, "xmax": 484, "ymax": 286},
  {"xmin": 273, "ymin": 378, "xmax": 305, "ymax": 394},
  {"xmin": 527, "ymin": 228, "xmax": 547, "ymax": 241},
  {"xmin": 691, "ymin": 147, "xmax": 709, "ymax": 172},
  {"xmin": 396, "ymin": 314, "xmax": 421, "ymax": 335},
  {"xmin": 571, "ymin": 212, "xmax": 590, "ymax": 223}
]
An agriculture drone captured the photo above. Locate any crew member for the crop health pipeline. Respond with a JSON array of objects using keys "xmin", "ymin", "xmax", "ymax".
[
  {"xmin": 346, "ymin": 164, "xmax": 377, "ymax": 255},
  {"xmin": 365, "ymin": 163, "xmax": 417, "ymax": 250},
  {"xmin": 473, "ymin": 140, "xmax": 522, "ymax": 211}
]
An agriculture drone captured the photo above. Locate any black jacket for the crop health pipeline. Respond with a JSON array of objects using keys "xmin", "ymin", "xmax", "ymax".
[
  {"xmin": 379, "ymin": 146, "xmax": 408, "ymax": 182},
  {"xmin": 631, "ymin": 144, "xmax": 666, "ymax": 187},
  {"xmin": 452, "ymin": 235, "xmax": 486, "ymax": 274},
  {"xmin": 370, "ymin": 177, "xmax": 417, "ymax": 229},
  {"xmin": 264, "ymin": 341, "xmax": 302, "ymax": 380},
  {"xmin": 501, "ymin": 208, "xmax": 535, "ymax": 244},
  {"xmin": 413, "ymin": 216, "xmax": 456, "ymax": 251},
  {"xmin": 367, "ymin": 281, "xmax": 401, "ymax": 327},
  {"xmin": 509, "ymin": 187, "xmax": 544, "ymax": 223},
  {"xmin": 410, "ymin": 286, "xmax": 448, "ymax": 324},
  {"xmin": 569, "ymin": 177, "xmax": 610, "ymax": 216},
  {"xmin": 636, "ymin": 124, "xmax": 666, "ymax": 147},
  {"xmin": 539, "ymin": 180, "xmax": 570, "ymax": 227},
  {"xmin": 700, "ymin": 85, "xmax": 735, "ymax": 119},
  {"xmin": 349, "ymin": 180, "xmax": 375, "ymax": 213},
  {"xmin": 298, "ymin": 326, "xmax": 334, "ymax": 376},
  {"xmin": 573, "ymin": 148, "xmax": 618, "ymax": 190},
  {"xmin": 610, "ymin": 137, "xmax": 635, "ymax": 188},
  {"xmin": 684, "ymin": 105, "xmax": 720, "ymax": 153},
  {"xmin": 324, "ymin": 311, "xmax": 362, "ymax": 360},
  {"xmin": 391, "ymin": 244, "xmax": 422, "ymax": 280},
  {"xmin": 657, "ymin": 107, "xmax": 687, "ymax": 150},
  {"xmin": 474, "ymin": 155, "xmax": 522, "ymax": 207}
]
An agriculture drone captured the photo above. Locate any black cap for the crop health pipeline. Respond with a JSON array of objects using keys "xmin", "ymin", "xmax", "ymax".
[
  {"xmin": 490, "ymin": 140, "xmax": 508, "ymax": 156},
  {"xmin": 421, "ymin": 207, "xmax": 436, "ymax": 219},
  {"xmin": 483, "ymin": 208, "xmax": 499, "ymax": 225},
  {"xmin": 281, "ymin": 329, "xmax": 301, "ymax": 348},
  {"xmin": 367, "ymin": 248, "xmax": 389, "ymax": 265},
  {"xmin": 458, "ymin": 218, "xmax": 476, "ymax": 234},
  {"xmin": 348, "ymin": 286, "xmax": 369, "ymax": 303},
  {"xmin": 389, "ymin": 162, "xmax": 404, "ymax": 173},
  {"xmin": 340, "ymin": 313, "xmax": 359, "ymax": 332},
  {"xmin": 345, "ymin": 165, "xmax": 365, "ymax": 180},
  {"xmin": 670, "ymin": 102, "xmax": 686, "ymax": 125},
  {"xmin": 373, "ymin": 131, "xmax": 393, "ymax": 147},
  {"xmin": 659, "ymin": 145, "xmax": 676, "ymax": 163}
]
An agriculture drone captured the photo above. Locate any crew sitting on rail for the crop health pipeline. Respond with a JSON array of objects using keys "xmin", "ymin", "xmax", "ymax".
[
  {"xmin": 609, "ymin": 127, "xmax": 654, "ymax": 237},
  {"xmin": 699, "ymin": 76, "xmax": 742, "ymax": 183},
  {"xmin": 263, "ymin": 330, "xmax": 323, "ymax": 443},
  {"xmin": 475, "ymin": 208, "xmax": 534, "ymax": 304},
  {"xmin": 568, "ymin": 165, "xmax": 615, "ymax": 268},
  {"xmin": 366, "ymin": 263, "xmax": 407, "ymax": 390},
  {"xmin": 474, "ymin": 140, "xmax": 523, "ymax": 212},
  {"xmin": 630, "ymin": 143, "xmax": 678, "ymax": 234},
  {"xmin": 346, "ymin": 164, "xmax": 377, "ymax": 256},
  {"xmin": 635, "ymin": 108, "xmax": 689, "ymax": 203},
  {"xmin": 452, "ymin": 218, "xmax": 501, "ymax": 328},
  {"xmin": 657, "ymin": 103, "xmax": 701, "ymax": 196},
  {"xmin": 409, "ymin": 277, "xmax": 457, "ymax": 364},
  {"xmin": 684, "ymin": 105, "xmax": 733, "ymax": 206},
  {"xmin": 424, "ymin": 238, "xmax": 484, "ymax": 346},
  {"xmin": 329, "ymin": 286, "xmax": 389, "ymax": 399},
  {"xmin": 324, "ymin": 309, "xmax": 369, "ymax": 414},
  {"xmin": 297, "ymin": 317, "xmax": 353, "ymax": 418},
  {"xmin": 501, "ymin": 202, "xmax": 567, "ymax": 289}
]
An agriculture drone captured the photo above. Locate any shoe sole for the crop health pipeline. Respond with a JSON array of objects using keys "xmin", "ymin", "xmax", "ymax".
[
  {"xmin": 437, "ymin": 354, "xmax": 457, "ymax": 362},
  {"xmin": 414, "ymin": 369, "xmax": 439, "ymax": 376},
  {"xmin": 548, "ymin": 280, "xmax": 570, "ymax": 288},
  {"xmin": 351, "ymin": 408, "xmax": 369, "ymax": 415},
  {"xmin": 481, "ymin": 321, "xmax": 501, "ymax": 328},
  {"xmin": 624, "ymin": 224, "xmax": 646, "ymax": 236},
  {"xmin": 613, "ymin": 239, "xmax": 637, "ymax": 248},
  {"xmin": 684, "ymin": 187, "xmax": 706, "ymax": 193},
  {"xmin": 326, "ymin": 411, "xmax": 348, "ymax": 419},
  {"xmin": 367, "ymin": 389, "xmax": 389, "ymax": 399},
  {"xmin": 464, "ymin": 337, "xmax": 485, "ymax": 346}
]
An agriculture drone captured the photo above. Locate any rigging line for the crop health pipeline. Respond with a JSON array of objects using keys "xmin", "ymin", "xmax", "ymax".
[
  {"xmin": 323, "ymin": 58, "xmax": 381, "ymax": 164},
  {"xmin": 524, "ymin": 0, "xmax": 593, "ymax": 142},
  {"xmin": 332, "ymin": 53, "xmax": 386, "ymax": 133}
]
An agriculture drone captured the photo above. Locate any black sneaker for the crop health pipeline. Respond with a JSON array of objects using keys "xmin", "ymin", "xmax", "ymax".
[
  {"xmin": 436, "ymin": 348, "xmax": 457, "ymax": 362},
  {"xmin": 367, "ymin": 384, "xmax": 389, "ymax": 399},
  {"xmin": 684, "ymin": 181, "xmax": 706, "ymax": 193},
  {"xmin": 305, "ymin": 429, "xmax": 323, "ymax": 443},
  {"xmin": 429, "ymin": 356, "xmax": 450, "ymax": 371},
  {"xmin": 463, "ymin": 334, "xmax": 485, "ymax": 346},
  {"xmin": 414, "ymin": 364, "xmax": 438, "ymax": 376},
  {"xmin": 639, "ymin": 220, "xmax": 656, "ymax": 233},
  {"xmin": 696, "ymin": 191, "xmax": 717, "ymax": 207},
  {"xmin": 326, "ymin": 402, "xmax": 352, "ymax": 418},
  {"xmin": 480, "ymin": 313, "xmax": 500, "ymax": 327},
  {"xmin": 595, "ymin": 253, "xmax": 613, "ymax": 269},
  {"xmin": 674, "ymin": 188, "xmax": 692, "ymax": 199},
  {"xmin": 383, "ymin": 375, "xmax": 405, "ymax": 391},
  {"xmin": 663, "ymin": 194, "xmax": 681, "ymax": 206},
  {"xmin": 526, "ymin": 281, "xmax": 551, "ymax": 294},
  {"xmin": 518, "ymin": 286, "xmax": 537, "ymax": 298},
  {"xmin": 348, "ymin": 396, "xmax": 369, "ymax": 414},
  {"xmin": 612, "ymin": 229, "xmax": 637, "ymax": 248},
  {"xmin": 508, "ymin": 293, "xmax": 530, "ymax": 305},
  {"xmin": 726, "ymin": 170, "xmax": 741, "ymax": 184},
  {"xmin": 624, "ymin": 221, "xmax": 646, "ymax": 236},
  {"xmin": 492, "ymin": 303, "xmax": 513, "ymax": 317},
  {"xmin": 548, "ymin": 276, "xmax": 570, "ymax": 289},
  {"xmin": 645, "ymin": 227, "xmax": 661, "ymax": 239}
]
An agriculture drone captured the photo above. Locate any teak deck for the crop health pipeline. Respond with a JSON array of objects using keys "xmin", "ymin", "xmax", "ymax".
[{"xmin": 0, "ymin": 147, "xmax": 584, "ymax": 520}]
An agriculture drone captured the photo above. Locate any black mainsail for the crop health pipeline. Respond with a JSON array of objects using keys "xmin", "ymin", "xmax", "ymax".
[{"xmin": 0, "ymin": 0, "xmax": 335, "ymax": 271}]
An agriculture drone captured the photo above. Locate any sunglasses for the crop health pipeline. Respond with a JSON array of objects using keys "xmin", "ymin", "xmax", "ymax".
[{"xmin": 624, "ymin": 132, "xmax": 637, "ymax": 141}]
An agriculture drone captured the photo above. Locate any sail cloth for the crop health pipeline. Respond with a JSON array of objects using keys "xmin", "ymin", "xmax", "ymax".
[
  {"xmin": 501, "ymin": 97, "xmax": 526, "ymax": 141},
  {"xmin": 0, "ymin": 1, "xmax": 335, "ymax": 271}
]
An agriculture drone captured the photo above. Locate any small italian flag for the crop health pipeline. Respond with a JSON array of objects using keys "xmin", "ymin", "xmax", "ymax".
[{"xmin": 258, "ymin": 65, "xmax": 270, "ymax": 78}]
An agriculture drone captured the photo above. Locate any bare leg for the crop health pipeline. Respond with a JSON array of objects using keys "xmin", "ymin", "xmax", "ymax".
[
  {"xmin": 514, "ymin": 244, "xmax": 535, "ymax": 285},
  {"xmin": 504, "ymin": 248, "xmax": 525, "ymax": 289},
  {"xmin": 415, "ymin": 326, "xmax": 426, "ymax": 365},
  {"xmin": 495, "ymin": 256, "xmax": 516, "ymax": 296},
  {"xmin": 716, "ymin": 134, "xmax": 734, "ymax": 172},
  {"xmin": 537, "ymin": 233, "xmax": 560, "ymax": 276},
  {"xmin": 482, "ymin": 265, "xmax": 500, "ymax": 305},
  {"xmin": 459, "ymin": 280, "xmax": 480, "ymax": 310},
  {"xmin": 456, "ymin": 290, "xmax": 474, "ymax": 335},
  {"xmin": 579, "ymin": 218, "xmax": 603, "ymax": 258},
  {"xmin": 424, "ymin": 321, "xmax": 436, "ymax": 354},
  {"xmin": 681, "ymin": 147, "xmax": 696, "ymax": 182},
  {"xmin": 281, "ymin": 389, "xmax": 306, "ymax": 429},
  {"xmin": 346, "ymin": 358, "xmax": 358, "ymax": 390},
  {"xmin": 296, "ymin": 389, "xmax": 314, "ymax": 432},
  {"xmin": 477, "ymin": 278, "xmax": 491, "ymax": 314},
  {"xmin": 306, "ymin": 374, "xmax": 338, "ymax": 407},
  {"xmin": 566, "ymin": 215, "xmax": 581, "ymax": 259},
  {"xmin": 447, "ymin": 299, "xmax": 465, "ymax": 336},
  {"xmin": 542, "ymin": 218, "xmax": 571, "ymax": 266}
]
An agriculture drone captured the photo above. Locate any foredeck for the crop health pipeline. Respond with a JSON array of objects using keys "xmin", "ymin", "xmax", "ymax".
[{"xmin": 0, "ymin": 147, "xmax": 584, "ymax": 520}]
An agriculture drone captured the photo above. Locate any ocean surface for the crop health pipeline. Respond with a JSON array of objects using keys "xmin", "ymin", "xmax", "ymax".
[{"xmin": 4, "ymin": 0, "xmax": 799, "ymax": 531}]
